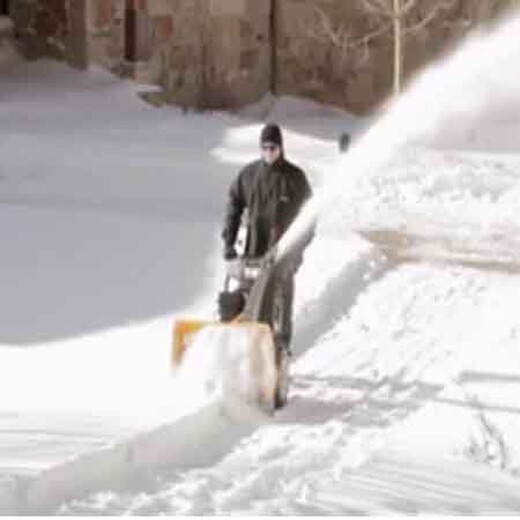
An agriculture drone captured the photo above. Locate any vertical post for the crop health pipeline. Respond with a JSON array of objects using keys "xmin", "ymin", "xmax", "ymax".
[
  {"xmin": 393, "ymin": 0, "xmax": 401, "ymax": 96},
  {"xmin": 124, "ymin": 0, "xmax": 150, "ymax": 62},
  {"xmin": 269, "ymin": 0, "xmax": 277, "ymax": 95},
  {"xmin": 124, "ymin": 0, "xmax": 135, "ymax": 61},
  {"xmin": 68, "ymin": 0, "xmax": 88, "ymax": 69},
  {"xmin": 198, "ymin": 0, "xmax": 208, "ymax": 109}
]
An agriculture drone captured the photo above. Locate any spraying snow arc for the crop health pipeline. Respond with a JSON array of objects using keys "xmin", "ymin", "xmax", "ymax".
[{"xmin": 278, "ymin": 7, "xmax": 520, "ymax": 259}]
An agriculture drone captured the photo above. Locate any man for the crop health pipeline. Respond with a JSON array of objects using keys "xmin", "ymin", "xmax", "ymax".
[{"xmin": 221, "ymin": 123, "xmax": 313, "ymax": 352}]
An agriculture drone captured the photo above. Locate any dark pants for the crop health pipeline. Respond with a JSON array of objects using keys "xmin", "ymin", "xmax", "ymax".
[{"xmin": 264, "ymin": 261, "xmax": 295, "ymax": 353}]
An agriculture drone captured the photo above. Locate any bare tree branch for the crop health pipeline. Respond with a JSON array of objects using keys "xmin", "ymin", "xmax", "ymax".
[
  {"xmin": 358, "ymin": 0, "xmax": 455, "ymax": 95},
  {"xmin": 403, "ymin": 0, "xmax": 454, "ymax": 37},
  {"xmin": 400, "ymin": 0, "xmax": 417, "ymax": 17},
  {"xmin": 308, "ymin": 5, "xmax": 392, "ymax": 50},
  {"xmin": 348, "ymin": 21, "xmax": 393, "ymax": 48},
  {"xmin": 311, "ymin": 6, "xmax": 349, "ymax": 48},
  {"xmin": 361, "ymin": 0, "xmax": 394, "ymax": 18}
]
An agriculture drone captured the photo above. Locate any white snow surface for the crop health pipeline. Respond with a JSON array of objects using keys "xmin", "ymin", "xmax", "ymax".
[{"xmin": 2, "ymin": 8, "xmax": 520, "ymax": 514}]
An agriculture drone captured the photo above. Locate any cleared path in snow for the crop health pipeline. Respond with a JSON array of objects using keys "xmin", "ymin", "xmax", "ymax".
[{"xmin": 57, "ymin": 237, "xmax": 520, "ymax": 515}]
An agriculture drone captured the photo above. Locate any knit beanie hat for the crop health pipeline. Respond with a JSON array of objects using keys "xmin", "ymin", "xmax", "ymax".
[{"xmin": 260, "ymin": 123, "xmax": 283, "ymax": 148}]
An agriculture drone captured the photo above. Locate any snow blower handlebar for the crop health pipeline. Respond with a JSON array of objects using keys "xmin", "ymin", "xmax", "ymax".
[
  {"xmin": 223, "ymin": 246, "xmax": 277, "ymax": 291},
  {"xmin": 172, "ymin": 253, "xmax": 277, "ymax": 364}
]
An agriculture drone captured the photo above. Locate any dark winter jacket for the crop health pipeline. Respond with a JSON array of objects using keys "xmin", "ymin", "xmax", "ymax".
[{"xmin": 222, "ymin": 156, "xmax": 313, "ymax": 260}]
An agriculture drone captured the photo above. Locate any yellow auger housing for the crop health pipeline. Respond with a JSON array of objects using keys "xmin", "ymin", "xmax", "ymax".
[
  {"xmin": 171, "ymin": 254, "xmax": 289, "ymax": 410},
  {"xmin": 172, "ymin": 319, "xmax": 212, "ymax": 366}
]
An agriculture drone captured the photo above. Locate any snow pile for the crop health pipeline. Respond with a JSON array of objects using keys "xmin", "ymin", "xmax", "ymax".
[
  {"xmin": 331, "ymin": 148, "xmax": 520, "ymax": 257},
  {"xmin": 237, "ymin": 93, "xmax": 348, "ymax": 120},
  {"xmin": 235, "ymin": 93, "xmax": 369, "ymax": 159}
]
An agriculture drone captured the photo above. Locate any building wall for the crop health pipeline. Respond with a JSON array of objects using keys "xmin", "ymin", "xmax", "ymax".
[
  {"xmin": 10, "ymin": 0, "xmax": 520, "ymax": 113},
  {"xmin": 203, "ymin": 0, "xmax": 270, "ymax": 108},
  {"xmin": 68, "ymin": 0, "xmax": 87, "ymax": 67},
  {"xmin": 86, "ymin": 0, "xmax": 270, "ymax": 109}
]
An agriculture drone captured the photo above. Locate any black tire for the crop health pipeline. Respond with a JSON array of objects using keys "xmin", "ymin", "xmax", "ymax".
[
  {"xmin": 274, "ymin": 348, "xmax": 289, "ymax": 409},
  {"xmin": 272, "ymin": 285, "xmax": 290, "ymax": 409}
]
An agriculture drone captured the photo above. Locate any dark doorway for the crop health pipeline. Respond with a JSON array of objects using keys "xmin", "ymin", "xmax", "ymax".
[
  {"xmin": 124, "ymin": 0, "xmax": 150, "ymax": 62},
  {"xmin": 0, "ymin": 0, "xmax": 10, "ymax": 16}
]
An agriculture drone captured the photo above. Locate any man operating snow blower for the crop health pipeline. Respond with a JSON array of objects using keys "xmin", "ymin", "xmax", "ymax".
[
  {"xmin": 173, "ymin": 124, "xmax": 314, "ymax": 411},
  {"xmin": 218, "ymin": 124, "xmax": 314, "ymax": 403}
]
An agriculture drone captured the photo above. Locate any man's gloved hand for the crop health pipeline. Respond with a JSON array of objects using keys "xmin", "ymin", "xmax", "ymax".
[{"xmin": 223, "ymin": 244, "xmax": 238, "ymax": 261}]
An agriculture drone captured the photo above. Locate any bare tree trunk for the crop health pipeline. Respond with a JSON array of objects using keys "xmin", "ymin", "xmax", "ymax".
[{"xmin": 363, "ymin": 0, "xmax": 451, "ymax": 97}]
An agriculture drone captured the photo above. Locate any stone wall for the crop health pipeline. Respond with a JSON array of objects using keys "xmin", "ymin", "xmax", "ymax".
[
  {"xmin": 86, "ymin": 0, "xmax": 123, "ymax": 70},
  {"xmin": 86, "ymin": 0, "xmax": 270, "ymax": 109},
  {"xmin": 10, "ymin": 0, "xmax": 520, "ymax": 113},
  {"xmin": 203, "ymin": 0, "xmax": 270, "ymax": 108}
]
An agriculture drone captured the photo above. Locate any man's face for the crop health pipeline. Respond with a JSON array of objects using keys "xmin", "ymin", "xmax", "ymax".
[{"xmin": 261, "ymin": 142, "xmax": 281, "ymax": 165}]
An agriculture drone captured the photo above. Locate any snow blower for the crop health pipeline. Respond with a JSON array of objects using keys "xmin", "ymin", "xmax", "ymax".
[{"xmin": 172, "ymin": 252, "xmax": 290, "ymax": 411}]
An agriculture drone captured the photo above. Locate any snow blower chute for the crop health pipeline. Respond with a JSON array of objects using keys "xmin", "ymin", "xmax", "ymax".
[{"xmin": 172, "ymin": 254, "xmax": 290, "ymax": 411}]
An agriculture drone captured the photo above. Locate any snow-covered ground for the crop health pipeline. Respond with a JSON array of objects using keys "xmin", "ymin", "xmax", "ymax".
[{"xmin": 2, "ymin": 9, "xmax": 520, "ymax": 515}]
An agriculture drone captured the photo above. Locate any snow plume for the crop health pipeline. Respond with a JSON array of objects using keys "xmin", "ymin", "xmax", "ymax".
[
  {"xmin": 174, "ymin": 323, "xmax": 278, "ymax": 420},
  {"xmin": 277, "ymin": 7, "xmax": 520, "ymax": 261}
]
